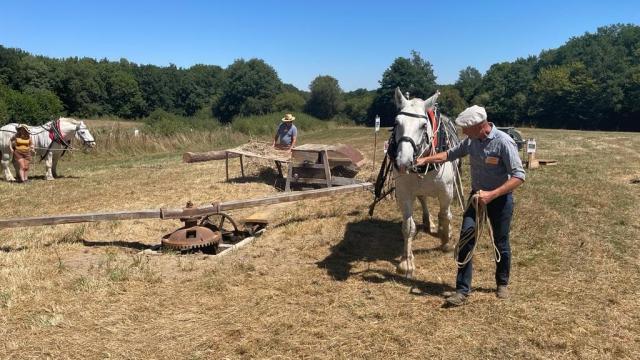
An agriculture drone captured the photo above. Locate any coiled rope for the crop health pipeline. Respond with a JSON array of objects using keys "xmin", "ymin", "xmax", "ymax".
[{"xmin": 454, "ymin": 192, "xmax": 501, "ymax": 267}]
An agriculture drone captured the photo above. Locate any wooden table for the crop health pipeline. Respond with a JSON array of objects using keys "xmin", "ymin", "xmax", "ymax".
[{"xmin": 224, "ymin": 148, "xmax": 290, "ymax": 181}]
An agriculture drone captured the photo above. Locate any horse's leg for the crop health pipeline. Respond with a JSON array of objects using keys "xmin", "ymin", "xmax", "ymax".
[
  {"xmin": 396, "ymin": 196, "xmax": 416, "ymax": 278},
  {"xmin": 437, "ymin": 187, "xmax": 454, "ymax": 252},
  {"xmin": 52, "ymin": 153, "xmax": 60, "ymax": 178},
  {"xmin": 45, "ymin": 151, "xmax": 54, "ymax": 180},
  {"xmin": 1, "ymin": 151, "xmax": 16, "ymax": 182},
  {"xmin": 418, "ymin": 195, "xmax": 434, "ymax": 234}
]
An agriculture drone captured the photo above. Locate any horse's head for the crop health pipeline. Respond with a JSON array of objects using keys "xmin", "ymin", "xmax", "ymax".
[
  {"xmin": 392, "ymin": 87, "xmax": 439, "ymax": 172},
  {"xmin": 74, "ymin": 121, "xmax": 96, "ymax": 148},
  {"xmin": 58, "ymin": 118, "xmax": 96, "ymax": 148}
]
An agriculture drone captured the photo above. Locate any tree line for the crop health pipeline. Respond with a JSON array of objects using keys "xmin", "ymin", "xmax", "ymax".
[{"xmin": 1, "ymin": 24, "xmax": 638, "ymax": 131}]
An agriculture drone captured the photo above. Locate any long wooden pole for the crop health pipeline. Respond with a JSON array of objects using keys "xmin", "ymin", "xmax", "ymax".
[{"xmin": 0, "ymin": 183, "xmax": 373, "ymax": 229}]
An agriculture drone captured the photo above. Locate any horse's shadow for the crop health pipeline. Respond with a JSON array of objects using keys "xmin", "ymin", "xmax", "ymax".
[
  {"xmin": 22, "ymin": 174, "xmax": 82, "ymax": 181},
  {"xmin": 317, "ymin": 218, "xmax": 455, "ymax": 297}
]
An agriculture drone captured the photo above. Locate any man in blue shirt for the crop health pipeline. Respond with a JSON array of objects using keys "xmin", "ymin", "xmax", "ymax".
[
  {"xmin": 273, "ymin": 113, "xmax": 298, "ymax": 150},
  {"xmin": 416, "ymin": 105, "xmax": 525, "ymax": 306}
]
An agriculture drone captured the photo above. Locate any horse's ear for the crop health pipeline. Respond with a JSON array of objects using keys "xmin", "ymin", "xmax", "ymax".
[
  {"xmin": 394, "ymin": 87, "xmax": 408, "ymax": 109},
  {"xmin": 424, "ymin": 90, "xmax": 440, "ymax": 109}
]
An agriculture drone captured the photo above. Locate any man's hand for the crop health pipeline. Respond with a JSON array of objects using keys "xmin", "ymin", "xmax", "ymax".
[{"xmin": 477, "ymin": 190, "xmax": 498, "ymax": 205}]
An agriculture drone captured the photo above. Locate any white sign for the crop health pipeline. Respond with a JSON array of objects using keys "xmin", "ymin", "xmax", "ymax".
[
  {"xmin": 526, "ymin": 139, "xmax": 537, "ymax": 154},
  {"xmin": 375, "ymin": 115, "xmax": 380, "ymax": 132}
]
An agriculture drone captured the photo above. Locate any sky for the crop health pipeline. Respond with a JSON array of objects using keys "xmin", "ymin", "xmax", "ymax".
[{"xmin": 1, "ymin": 0, "xmax": 639, "ymax": 91}]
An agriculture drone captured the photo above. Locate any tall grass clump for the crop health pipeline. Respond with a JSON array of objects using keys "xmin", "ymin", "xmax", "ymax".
[
  {"xmin": 89, "ymin": 110, "xmax": 244, "ymax": 155},
  {"xmin": 232, "ymin": 112, "xmax": 333, "ymax": 138}
]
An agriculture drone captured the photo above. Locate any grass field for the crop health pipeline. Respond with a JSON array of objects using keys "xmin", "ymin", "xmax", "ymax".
[{"xmin": 0, "ymin": 126, "xmax": 639, "ymax": 359}]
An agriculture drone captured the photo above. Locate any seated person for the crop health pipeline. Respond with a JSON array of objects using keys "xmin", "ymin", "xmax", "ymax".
[{"xmin": 273, "ymin": 113, "xmax": 297, "ymax": 150}]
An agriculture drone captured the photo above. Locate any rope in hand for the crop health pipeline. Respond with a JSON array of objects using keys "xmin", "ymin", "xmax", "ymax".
[{"xmin": 454, "ymin": 192, "xmax": 501, "ymax": 267}]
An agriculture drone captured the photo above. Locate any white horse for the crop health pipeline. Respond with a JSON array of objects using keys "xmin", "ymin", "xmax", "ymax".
[
  {"xmin": 391, "ymin": 88, "xmax": 460, "ymax": 278},
  {"xmin": 0, "ymin": 117, "xmax": 96, "ymax": 181}
]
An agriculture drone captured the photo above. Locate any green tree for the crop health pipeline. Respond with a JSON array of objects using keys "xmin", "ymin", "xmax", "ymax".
[
  {"xmin": 530, "ymin": 62, "xmax": 597, "ymax": 128},
  {"xmin": 437, "ymin": 86, "xmax": 467, "ymax": 118},
  {"xmin": 104, "ymin": 70, "xmax": 146, "ymax": 118},
  {"xmin": 274, "ymin": 91, "xmax": 305, "ymax": 112},
  {"xmin": 343, "ymin": 88, "xmax": 375, "ymax": 124},
  {"xmin": 305, "ymin": 75, "xmax": 343, "ymax": 119},
  {"xmin": 214, "ymin": 58, "xmax": 282, "ymax": 122},
  {"xmin": 369, "ymin": 51, "xmax": 437, "ymax": 126},
  {"xmin": 478, "ymin": 57, "xmax": 536, "ymax": 125},
  {"xmin": 455, "ymin": 66, "xmax": 482, "ymax": 103}
]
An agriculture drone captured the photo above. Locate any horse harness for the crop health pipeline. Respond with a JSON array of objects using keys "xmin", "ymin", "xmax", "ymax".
[
  {"xmin": 40, "ymin": 119, "xmax": 73, "ymax": 162},
  {"xmin": 388, "ymin": 107, "xmax": 449, "ymax": 173}
]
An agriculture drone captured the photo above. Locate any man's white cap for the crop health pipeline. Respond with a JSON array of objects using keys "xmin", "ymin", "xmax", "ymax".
[{"xmin": 455, "ymin": 105, "xmax": 487, "ymax": 127}]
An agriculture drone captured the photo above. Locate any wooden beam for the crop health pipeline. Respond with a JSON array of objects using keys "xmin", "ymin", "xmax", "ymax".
[
  {"xmin": 182, "ymin": 150, "xmax": 239, "ymax": 163},
  {"xmin": 0, "ymin": 183, "xmax": 373, "ymax": 229}
]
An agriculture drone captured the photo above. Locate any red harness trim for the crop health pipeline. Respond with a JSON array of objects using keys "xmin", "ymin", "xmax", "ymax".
[
  {"xmin": 427, "ymin": 108, "xmax": 438, "ymax": 150},
  {"xmin": 48, "ymin": 119, "xmax": 63, "ymax": 142}
]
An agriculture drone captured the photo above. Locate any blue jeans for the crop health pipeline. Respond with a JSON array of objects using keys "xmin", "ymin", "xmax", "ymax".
[{"xmin": 456, "ymin": 192, "xmax": 514, "ymax": 295}]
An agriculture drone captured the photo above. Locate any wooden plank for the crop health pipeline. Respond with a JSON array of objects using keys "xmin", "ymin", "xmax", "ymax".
[
  {"xmin": 0, "ymin": 210, "xmax": 161, "ymax": 229},
  {"xmin": 243, "ymin": 211, "xmax": 270, "ymax": 224},
  {"xmin": 0, "ymin": 183, "xmax": 373, "ymax": 229},
  {"xmin": 287, "ymin": 177, "xmax": 360, "ymax": 186},
  {"xmin": 538, "ymin": 159, "xmax": 558, "ymax": 165},
  {"xmin": 226, "ymin": 149, "xmax": 290, "ymax": 163},
  {"xmin": 291, "ymin": 149, "xmax": 320, "ymax": 163},
  {"xmin": 291, "ymin": 167, "xmax": 327, "ymax": 179}
]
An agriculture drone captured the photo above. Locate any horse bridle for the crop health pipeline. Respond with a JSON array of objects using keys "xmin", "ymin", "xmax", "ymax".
[{"xmin": 394, "ymin": 110, "xmax": 433, "ymax": 165}]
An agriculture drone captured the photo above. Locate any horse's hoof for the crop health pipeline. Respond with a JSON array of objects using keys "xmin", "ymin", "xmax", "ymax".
[
  {"xmin": 440, "ymin": 243, "xmax": 454, "ymax": 252},
  {"xmin": 396, "ymin": 262, "xmax": 415, "ymax": 279}
]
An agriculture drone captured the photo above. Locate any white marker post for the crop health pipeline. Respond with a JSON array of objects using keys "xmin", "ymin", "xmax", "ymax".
[
  {"xmin": 373, "ymin": 115, "xmax": 381, "ymax": 169},
  {"xmin": 526, "ymin": 138, "xmax": 539, "ymax": 169}
]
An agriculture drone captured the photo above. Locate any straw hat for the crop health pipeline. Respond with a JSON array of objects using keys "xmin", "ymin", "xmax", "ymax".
[{"xmin": 281, "ymin": 113, "xmax": 295, "ymax": 122}]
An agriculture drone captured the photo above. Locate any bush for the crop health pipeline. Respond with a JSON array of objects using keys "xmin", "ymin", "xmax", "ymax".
[
  {"xmin": 0, "ymin": 87, "xmax": 63, "ymax": 124},
  {"xmin": 231, "ymin": 112, "xmax": 331, "ymax": 137},
  {"xmin": 143, "ymin": 109, "xmax": 219, "ymax": 136}
]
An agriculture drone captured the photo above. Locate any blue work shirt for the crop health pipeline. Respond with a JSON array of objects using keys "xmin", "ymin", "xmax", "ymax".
[
  {"xmin": 447, "ymin": 124, "xmax": 525, "ymax": 192},
  {"xmin": 276, "ymin": 123, "xmax": 297, "ymax": 146}
]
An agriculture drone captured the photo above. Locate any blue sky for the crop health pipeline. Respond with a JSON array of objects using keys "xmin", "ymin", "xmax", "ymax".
[{"xmin": 1, "ymin": 0, "xmax": 639, "ymax": 91}]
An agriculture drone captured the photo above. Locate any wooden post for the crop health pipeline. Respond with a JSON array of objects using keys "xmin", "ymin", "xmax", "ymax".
[
  {"xmin": 275, "ymin": 161, "xmax": 284, "ymax": 178},
  {"xmin": 240, "ymin": 154, "xmax": 245, "ymax": 178},
  {"xmin": 322, "ymin": 150, "xmax": 332, "ymax": 188},
  {"xmin": 285, "ymin": 164, "xmax": 293, "ymax": 192},
  {"xmin": 225, "ymin": 151, "xmax": 229, "ymax": 182},
  {"xmin": 527, "ymin": 152, "xmax": 539, "ymax": 169}
]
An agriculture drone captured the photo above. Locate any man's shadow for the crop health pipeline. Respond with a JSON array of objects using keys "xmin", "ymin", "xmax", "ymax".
[{"xmin": 317, "ymin": 218, "xmax": 455, "ymax": 296}]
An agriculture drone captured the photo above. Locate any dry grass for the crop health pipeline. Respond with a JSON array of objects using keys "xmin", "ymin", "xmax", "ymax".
[{"xmin": 1, "ymin": 127, "xmax": 639, "ymax": 359}]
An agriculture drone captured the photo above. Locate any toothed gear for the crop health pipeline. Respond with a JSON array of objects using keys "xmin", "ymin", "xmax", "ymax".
[{"xmin": 161, "ymin": 226, "xmax": 221, "ymax": 251}]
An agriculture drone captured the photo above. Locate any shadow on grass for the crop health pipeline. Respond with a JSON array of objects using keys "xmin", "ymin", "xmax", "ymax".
[
  {"xmin": 82, "ymin": 239, "xmax": 156, "ymax": 251},
  {"xmin": 317, "ymin": 218, "xmax": 455, "ymax": 296},
  {"xmin": 226, "ymin": 167, "xmax": 285, "ymax": 189}
]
